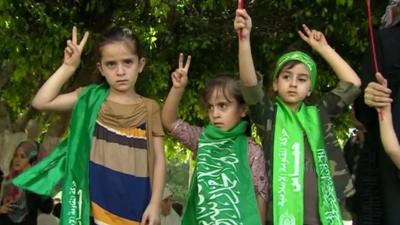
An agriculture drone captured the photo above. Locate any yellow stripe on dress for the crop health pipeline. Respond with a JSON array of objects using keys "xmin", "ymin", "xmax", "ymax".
[
  {"xmin": 97, "ymin": 120, "xmax": 147, "ymax": 139},
  {"xmin": 91, "ymin": 201, "xmax": 140, "ymax": 225},
  {"xmin": 117, "ymin": 127, "xmax": 146, "ymax": 138}
]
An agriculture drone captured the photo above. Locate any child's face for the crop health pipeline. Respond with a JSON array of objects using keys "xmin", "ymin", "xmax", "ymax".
[
  {"xmin": 161, "ymin": 196, "xmax": 172, "ymax": 216},
  {"xmin": 11, "ymin": 148, "xmax": 30, "ymax": 172},
  {"xmin": 97, "ymin": 41, "xmax": 145, "ymax": 94},
  {"xmin": 273, "ymin": 63, "xmax": 311, "ymax": 111},
  {"xmin": 207, "ymin": 89, "xmax": 247, "ymax": 131}
]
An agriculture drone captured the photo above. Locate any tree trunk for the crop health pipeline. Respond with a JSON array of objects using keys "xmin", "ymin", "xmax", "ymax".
[{"xmin": 0, "ymin": 62, "xmax": 14, "ymax": 89}]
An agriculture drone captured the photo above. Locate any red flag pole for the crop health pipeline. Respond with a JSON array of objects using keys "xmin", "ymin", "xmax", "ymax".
[
  {"xmin": 239, "ymin": 0, "xmax": 245, "ymax": 40},
  {"xmin": 366, "ymin": 0, "xmax": 384, "ymax": 120},
  {"xmin": 367, "ymin": 0, "xmax": 379, "ymax": 73}
]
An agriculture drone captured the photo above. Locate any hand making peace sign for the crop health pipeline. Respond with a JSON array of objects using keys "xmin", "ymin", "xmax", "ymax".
[
  {"xmin": 171, "ymin": 53, "xmax": 191, "ymax": 89},
  {"xmin": 63, "ymin": 26, "xmax": 89, "ymax": 69},
  {"xmin": 298, "ymin": 24, "xmax": 329, "ymax": 51}
]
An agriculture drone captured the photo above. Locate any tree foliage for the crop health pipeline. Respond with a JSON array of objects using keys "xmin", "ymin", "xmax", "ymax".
[{"xmin": 0, "ymin": 0, "xmax": 389, "ymax": 197}]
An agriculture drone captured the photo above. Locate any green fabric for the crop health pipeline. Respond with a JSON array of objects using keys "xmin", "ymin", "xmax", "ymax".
[
  {"xmin": 181, "ymin": 121, "xmax": 261, "ymax": 225},
  {"xmin": 274, "ymin": 51, "xmax": 318, "ymax": 91},
  {"xmin": 273, "ymin": 97, "xmax": 343, "ymax": 225},
  {"xmin": 13, "ymin": 83, "xmax": 109, "ymax": 225}
]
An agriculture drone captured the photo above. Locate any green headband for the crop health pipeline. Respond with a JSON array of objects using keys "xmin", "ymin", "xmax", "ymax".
[{"xmin": 274, "ymin": 51, "xmax": 317, "ymax": 91}]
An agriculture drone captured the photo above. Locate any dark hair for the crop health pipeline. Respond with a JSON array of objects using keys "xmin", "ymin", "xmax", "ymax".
[
  {"xmin": 38, "ymin": 198, "xmax": 54, "ymax": 214},
  {"xmin": 97, "ymin": 27, "xmax": 143, "ymax": 60},
  {"xmin": 202, "ymin": 75, "xmax": 245, "ymax": 107},
  {"xmin": 52, "ymin": 202, "xmax": 61, "ymax": 218},
  {"xmin": 172, "ymin": 202, "xmax": 183, "ymax": 217},
  {"xmin": 275, "ymin": 60, "xmax": 304, "ymax": 79}
]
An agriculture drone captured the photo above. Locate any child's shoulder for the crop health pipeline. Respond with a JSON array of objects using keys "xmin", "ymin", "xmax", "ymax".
[
  {"xmin": 141, "ymin": 97, "xmax": 159, "ymax": 104},
  {"xmin": 141, "ymin": 97, "xmax": 161, "ymax": 110}
]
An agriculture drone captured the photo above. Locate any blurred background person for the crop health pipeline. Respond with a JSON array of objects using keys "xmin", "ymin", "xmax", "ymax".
[
  {"xmin": 0, "ymin": 140, "xmax": 52, "ymax": 225},
  {"xmin": 160, "ymin": 187, "xmax": 180, "ymax": 225}
]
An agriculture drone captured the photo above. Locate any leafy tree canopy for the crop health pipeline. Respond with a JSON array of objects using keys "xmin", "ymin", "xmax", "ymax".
[{"xmin": 0, "ymin": 1, "xmax": 388, "ymax": 194}]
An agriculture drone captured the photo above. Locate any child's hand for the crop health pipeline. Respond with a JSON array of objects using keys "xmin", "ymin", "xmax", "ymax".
[
  {"xmin": 234, "ymin": 8, "xmax": 252, "ymax": 40},
  {"xmin": 298, "ymin": 24, "xmax": 328, "ymax": 51},
  {"xmin": 364, "ymin": 73, "xmax": 393, "ymax": 111},
  {"xmin": 63, "ymin": 26, "xmax": 89, "ymax": 69},
  {"xmin": 0, "ymin": 202, "xmax": 15, "ymax": 214},
  {"xmin": 140, "ymin": 202, "xmax": 160, "ymax": 225},
  {"xmin": 171, "ymin": 53, "xmax": 191, "ymax": 89}
]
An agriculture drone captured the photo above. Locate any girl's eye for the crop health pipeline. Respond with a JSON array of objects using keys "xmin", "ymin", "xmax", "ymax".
[
  {"xmin": 14, "ymin": 152, "xmax": 25, "ymax": 159},
  {"xmin": 218, "ymin": 103, "xmax": 228, "ymax": 110},
  {"xmin": 106, "ymin": 62, "xmax": 116, "ymax": 68},
  {"xmin": 123, "ymin": 59, "xmax": 133, "ymax": 65},
  {"xmin": 298, "ymin": 77, "xmax": 309, "ymax": 82},
  {"xmin": 282, "ymin": 74, "xmax": 290, "ymax": 80}
]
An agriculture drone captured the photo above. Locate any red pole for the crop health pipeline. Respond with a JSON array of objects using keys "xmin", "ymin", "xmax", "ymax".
[
  {"xmin": 239, "ymin": 0, "xmax": 245, "ymax": 40},
  {"xmin": 366, "ymin": 0, "xmax": 384, "ymax": 120}
]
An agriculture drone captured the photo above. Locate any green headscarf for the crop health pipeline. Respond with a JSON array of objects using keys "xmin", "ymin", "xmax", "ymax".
[{"xmin": 274, "ymin": 51, "xmax": 318, "ymax": 91}]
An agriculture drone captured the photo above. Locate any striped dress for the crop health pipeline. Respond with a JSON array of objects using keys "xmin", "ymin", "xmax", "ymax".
[{"xmin": 89, "ymin": 99, "xmax": 164, "ymax": 225}]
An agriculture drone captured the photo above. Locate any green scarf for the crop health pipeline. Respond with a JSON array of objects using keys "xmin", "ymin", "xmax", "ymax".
[
  {"xmin": 13, "ymin": 83, "xmax": 109, "ymax": 225},
  {"xmin": 273, "ymin": 97, "xmax": 343, "ymax": 225},
  {"xmin": 181, "ymin": 121, "xmax": 261, "ymax": 225}
]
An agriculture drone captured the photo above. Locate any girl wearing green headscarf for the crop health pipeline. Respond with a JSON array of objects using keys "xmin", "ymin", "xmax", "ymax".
[{"xmin": 235, "ymin": 9, "xmax": 361, "ymax": 225}]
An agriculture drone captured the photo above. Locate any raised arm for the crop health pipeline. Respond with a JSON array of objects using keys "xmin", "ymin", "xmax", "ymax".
[
  {"xmin": 32, "ymin": 26, "xmax": 89, "ymax": 112},
  {"xmin": 161, "ymin": 53, "xmax": 191, "ymax": 131},
  {"xmin": 234, "ymin": 8, "xmax": 257, "ymax": 87},
  {"xmin": 379, "ymin": 104, "xmax": 400, "ymax": 169},
  {"xmin": 298, "ymin": 24, "xmax": 361, "ymax": 87},
  {"xmin": 367, "ymin": 73, "xmax": 400, "ymax": 168}
]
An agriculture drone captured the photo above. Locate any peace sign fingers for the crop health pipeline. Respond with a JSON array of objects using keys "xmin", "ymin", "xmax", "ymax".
[
  {"xmin": 63, "ymin": 26, "xmax": 90, "ymax": 69},
  {"xmin": 302, "ymin": 24, "xmax": 313, "ymax": 35},
  {"xmin": 171, "ymin": 53, "xmax": 191, "ymax": 89},
  {"xmin": 178, "ymin": 53, "xmax": 191, "ymax": 72},
  {"xmin": 298, "ymin": 24, "xmax": 328, "ymax": 50},
  {"xmin": 78, "ymin": 31, "xmax": 90, "ymax": 51},
  {"xmin": 178, "ymin": 52, "xmax": 183, "ymax": 69},
  {"xmin": 72, "ymin": 26, "xmax": 78, "ymax": 45},
  {"xmin": 70, "ymin": 26, "xmax": 90, "ymax": 52},
  {"xmin": 298, "ymin": 24, "xmax": 313, "ymax": 43}
]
